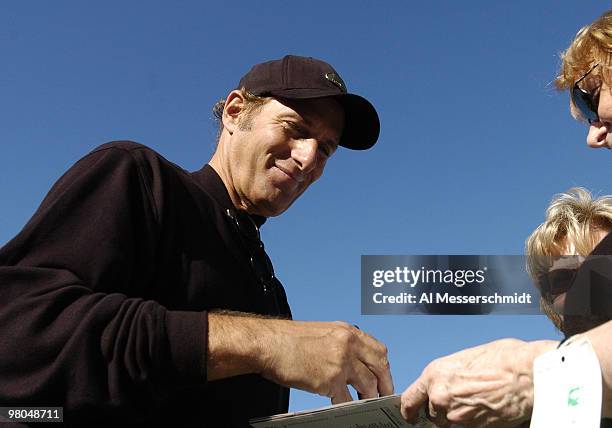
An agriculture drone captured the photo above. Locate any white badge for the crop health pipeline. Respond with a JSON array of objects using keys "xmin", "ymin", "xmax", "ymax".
[{"xmin": 530, "ymin": 336, "xmax": 602, "ymax": 427}]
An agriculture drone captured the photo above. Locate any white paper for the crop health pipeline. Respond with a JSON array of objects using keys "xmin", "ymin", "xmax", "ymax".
[
  {"xmin": 531, "ymin": 337, "xmax": 602, "ymax": 427},
  {"xmin": 249, "ymin": 395, "xmax": 435, "ymax": 428}
]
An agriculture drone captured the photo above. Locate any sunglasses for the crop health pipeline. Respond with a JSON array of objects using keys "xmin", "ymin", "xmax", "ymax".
[
  {"xmin": 572, "ymin": 63, "xmax": 600, "ymax": 124},
  {"xmin": 225, "ymin": 209, "xmax": 281, "ymax": 311},
  {"xmin": 537, "ymin": 268, "xmax": 578, "ymax": 301}
]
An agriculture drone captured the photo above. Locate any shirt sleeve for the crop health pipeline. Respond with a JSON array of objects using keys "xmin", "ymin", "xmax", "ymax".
[{"xmin": 0, "ymin": 143, "xmax": 207, "ymax": 417}]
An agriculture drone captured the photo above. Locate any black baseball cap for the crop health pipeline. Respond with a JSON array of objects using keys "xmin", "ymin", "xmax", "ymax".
[{"xmin": 237, "ymin": 55, "xmax": 380, "ymax": 150}]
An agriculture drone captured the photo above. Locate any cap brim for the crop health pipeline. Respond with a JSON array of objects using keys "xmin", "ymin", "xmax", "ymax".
[
  {"xmin": 268, "ymin": 89, "xmax": 380, "ymax": 150},
  {"xmin": 334, "ymin": 93, "xmax": 380, "ymax": 150}
]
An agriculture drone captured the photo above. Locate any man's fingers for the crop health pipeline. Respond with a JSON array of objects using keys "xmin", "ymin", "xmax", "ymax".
[
  {"xmin": 400, "ymin": 376, "xmax": 429, "ymax": 421},
  {"xmin": 352, "ymin": 328, "xmax": 394, "ymax": 396},
  {"xmin": 331, "ymin": 385, "xmax": 353, "ymax": 405},
  {"xmin": 376, "ymin": 363, "xmax": 394, "ymax": 396},
  {"xmin": 349, "ymin": 360, "xmax": 380, "ymax": 399}
]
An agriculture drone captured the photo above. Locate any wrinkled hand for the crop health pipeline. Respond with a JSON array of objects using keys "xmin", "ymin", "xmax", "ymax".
[
  {"xmin": 262, "ymin": 320, "xmax": 394, "ymax": 404},
  {"xmin": 400, "ymin": 339, "xmax": 557, "ymax": 427}
]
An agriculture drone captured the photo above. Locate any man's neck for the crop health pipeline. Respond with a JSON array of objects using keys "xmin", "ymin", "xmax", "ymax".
[{"xmin": 208, "ymin": 139, "xmax": 251, "ymax": 214}]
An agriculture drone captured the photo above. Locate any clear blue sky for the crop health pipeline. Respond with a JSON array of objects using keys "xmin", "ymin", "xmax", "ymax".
[{"xmin": 1, "ymin": 0, "xmax": 610, "ymax": 413}]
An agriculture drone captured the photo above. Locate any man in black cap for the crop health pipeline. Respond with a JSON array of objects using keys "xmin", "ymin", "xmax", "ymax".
[{"xmin": 0, "ymin": 55, "xmax": 392, "ymax": 426}]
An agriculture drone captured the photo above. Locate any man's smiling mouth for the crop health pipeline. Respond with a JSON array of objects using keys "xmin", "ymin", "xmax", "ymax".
[{"xmin": 275, "ymin": 165, "xmax": 304, "ymax": 183}]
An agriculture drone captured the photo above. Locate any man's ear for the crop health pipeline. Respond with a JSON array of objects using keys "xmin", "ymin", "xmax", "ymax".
[{"xmin": 222, "ymin": 90, "xmax": 246, "ymax": 135}]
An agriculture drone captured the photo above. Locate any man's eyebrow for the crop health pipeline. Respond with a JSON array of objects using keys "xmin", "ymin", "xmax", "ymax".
[
  {"xmin": 280, "ymin": 114, "xmax": 339, "ymax": 147},
  {"xmin": 280, "ymin": 112, "xmax": 312, "ymax": 127}
]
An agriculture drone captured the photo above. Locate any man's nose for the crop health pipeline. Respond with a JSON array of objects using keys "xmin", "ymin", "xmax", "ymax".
[{"xmin": 292, "ymin": 139, "xmax": 318, "ymax": 173}]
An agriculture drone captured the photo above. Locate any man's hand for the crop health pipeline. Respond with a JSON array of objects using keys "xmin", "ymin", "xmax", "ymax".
[
  {"xmin": 207, "ymin": 313, "xmax": 393, "ymax": 404},
  {"xmin": 400, "ymin": 339, "xmax": 557, "ymax": 427},
  {"xmin": 260, "ymin": 320, "xmax": 393, "ymax": 403}
]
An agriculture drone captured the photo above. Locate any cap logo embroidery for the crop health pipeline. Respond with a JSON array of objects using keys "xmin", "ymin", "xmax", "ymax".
[{"xmin": 325, "ymin": 72, "xmax": 347, "ymax": 92}]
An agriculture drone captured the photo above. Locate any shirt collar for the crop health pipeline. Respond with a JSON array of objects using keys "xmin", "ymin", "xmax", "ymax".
[{"xmin": 191, "ymin": 164, "xmax": 267, "ymax": 227}]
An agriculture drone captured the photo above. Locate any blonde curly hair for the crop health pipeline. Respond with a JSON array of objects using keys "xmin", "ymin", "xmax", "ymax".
[{"xmin": 555, "ymin": 10, "xmax": 612, "ymax": 120}]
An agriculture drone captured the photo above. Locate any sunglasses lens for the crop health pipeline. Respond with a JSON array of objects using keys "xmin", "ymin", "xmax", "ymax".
[
  {"xmin": 542, "ymin": 268, "xmax": 577, "ymax": 298},
  {"xmin": 572, "ymin": 86, "xmax": 599, "ymax": 123}
]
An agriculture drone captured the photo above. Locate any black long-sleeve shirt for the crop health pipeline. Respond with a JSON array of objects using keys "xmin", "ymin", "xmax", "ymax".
[{"xmin": 0, "ymin": 141, "xmax": 290, "ymax": 427}]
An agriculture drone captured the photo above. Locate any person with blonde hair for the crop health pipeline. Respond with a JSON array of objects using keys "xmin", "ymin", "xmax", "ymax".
[{"xmin": 526, "ymin": 187, "xmax": 612, "ymax": 337}]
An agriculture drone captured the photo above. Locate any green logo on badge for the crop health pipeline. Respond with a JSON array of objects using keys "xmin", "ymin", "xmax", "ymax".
[{"xmin": 568, "ymin": 387, "xmax": 581, "ymax": 407}]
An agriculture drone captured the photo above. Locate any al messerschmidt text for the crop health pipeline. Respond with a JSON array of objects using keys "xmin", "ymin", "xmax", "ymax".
[{"xmin": 372, "ymin": 292, "xmax": 532, "ymax": 304}]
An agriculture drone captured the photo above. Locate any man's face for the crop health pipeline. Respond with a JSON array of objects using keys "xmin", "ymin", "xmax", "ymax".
[
  {"xmin": 226, "ymin": 96, "xmax": 344, "ymax": 217},
  {"xmin": 586, "ymin": 80, "xmax": 612, "ymax": 149}
]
